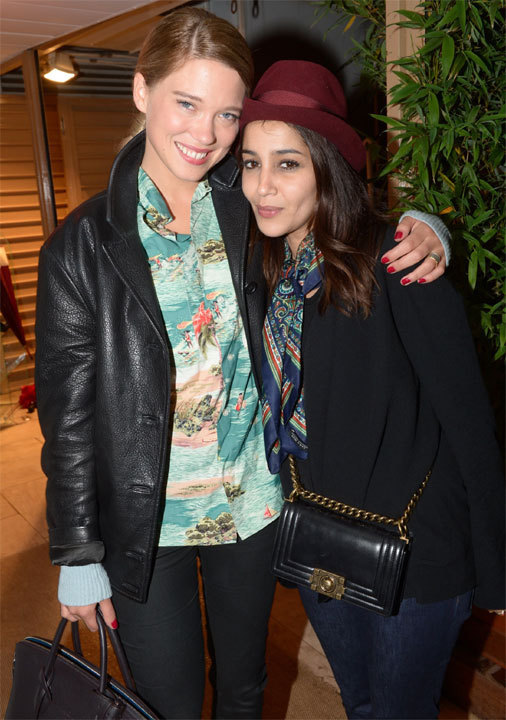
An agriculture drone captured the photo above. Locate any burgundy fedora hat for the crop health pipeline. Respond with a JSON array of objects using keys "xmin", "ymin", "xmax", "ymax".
[{"xmin": 240, "ymin": 60, "xmax": 366, "ymax": 172}]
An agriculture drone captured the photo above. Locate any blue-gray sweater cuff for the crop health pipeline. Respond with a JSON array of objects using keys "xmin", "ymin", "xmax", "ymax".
[
  {"xmin": 399, "ymin": 211, "xmax": 451, "ymax": 264},
  {"xmin": 58, "ymin": 563, "xmax": 112, "ymax": 606}
]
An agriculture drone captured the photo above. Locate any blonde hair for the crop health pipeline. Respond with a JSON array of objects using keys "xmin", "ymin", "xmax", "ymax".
[{"xmin": 136, "ymin": 7, "xmax": 254, "ymax": 93}]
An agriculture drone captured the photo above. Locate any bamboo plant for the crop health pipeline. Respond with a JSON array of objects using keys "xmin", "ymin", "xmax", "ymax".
[{"xmin": 314, "ymin": 0, "xmax": 505, "ymax": 359}]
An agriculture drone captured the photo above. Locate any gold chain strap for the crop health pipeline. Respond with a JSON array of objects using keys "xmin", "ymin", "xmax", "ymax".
[{"xmin": 288, "ymin": 455, "xmax": 432, "ymax": 542}]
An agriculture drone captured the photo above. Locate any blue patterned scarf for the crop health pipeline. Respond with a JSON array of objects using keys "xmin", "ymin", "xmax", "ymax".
[{"xmin": 262, "ymin": 234, "xmax": 324, "ymax": 474}]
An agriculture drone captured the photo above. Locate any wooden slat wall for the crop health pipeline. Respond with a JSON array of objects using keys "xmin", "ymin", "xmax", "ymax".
[
  {"xmin": 58, "ymin": 95, "xmax": 136, "ymax": 210},
  {"xmin": 0, "ymin": 92, "xmax": 67, "ymax": 392},
  {"xmin": 1, "ymin": 92, "xmax": 134, "ymax": 395}
]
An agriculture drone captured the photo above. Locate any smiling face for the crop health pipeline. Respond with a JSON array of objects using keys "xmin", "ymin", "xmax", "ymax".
[
  {"xmin": 241, "ymin": 121, "xmax": 318, "ymax": 254},
  {"xmin": 133, "ymin": 57, "xmax": 246, "ymax": 196}
]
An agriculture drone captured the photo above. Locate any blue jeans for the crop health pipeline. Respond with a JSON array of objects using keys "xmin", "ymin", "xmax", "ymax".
[{"xmin": 299, "ymin": 587, "xmax": 473, "ymax": 719}]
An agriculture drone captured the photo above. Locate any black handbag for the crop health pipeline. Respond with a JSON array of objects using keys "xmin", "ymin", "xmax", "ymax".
[
  {"xmin": 272, "ymin": 456, "xmax": 432, "ymax": 616},
  {"xmin": 5, "ymin": 610, "xmax": 158, "ymax": 719}
]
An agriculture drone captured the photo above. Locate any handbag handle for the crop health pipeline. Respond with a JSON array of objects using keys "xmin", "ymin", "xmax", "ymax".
[
  {"xmin": 70, "ymin": 609, "xmax": 136, "ymax": 691},
  {"xmin": 287, "ymin": 455, "xmax": 432, "ymax": 541},
  {"xmin": 37, "ymin": 610, "xmax": 136, "ymax": 715}
]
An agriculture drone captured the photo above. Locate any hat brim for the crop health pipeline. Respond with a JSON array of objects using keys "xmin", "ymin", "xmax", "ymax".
[{"xmin": 240, "ymin": 98, "xmax": 366, "ymax": 173}]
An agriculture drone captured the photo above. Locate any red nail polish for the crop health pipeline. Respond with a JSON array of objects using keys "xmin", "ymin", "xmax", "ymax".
[
  {"xmin": 381, "ymin": 256, "xmax": 390, "ymax": 264},
  {"xmin": 401, "ymin": 278, "xmax": 411, "ymax": 286},
  {"xmin": 418, "ymin": 278, "xmax": 426, "ymax": 284},
  {"xmin": 394, "ymin": 231, "xmax": 403, "ymax": 240},
  {"xmin": 387, "ymin": 266, "xmax": 396, "ymax": 274},
  {"xmin": 111, "ymin": 619, "xmax": 118, "ymax": 629}
]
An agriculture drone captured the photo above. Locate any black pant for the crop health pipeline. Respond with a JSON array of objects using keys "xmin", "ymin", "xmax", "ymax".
[{"xmin": 113, "ymin": 522, "xmax": 278, "ymax": 719}]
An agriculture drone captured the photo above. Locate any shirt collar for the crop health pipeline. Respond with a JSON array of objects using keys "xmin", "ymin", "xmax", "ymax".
[{"xmin": 138, "ymin": 167, "xmax": 213, "ymax": 236}]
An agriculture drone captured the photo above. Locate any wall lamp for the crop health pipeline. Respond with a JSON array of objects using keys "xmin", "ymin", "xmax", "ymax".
[{"xmin": 42, "ymin": 52, "xmax": 77, "ymax": 83}]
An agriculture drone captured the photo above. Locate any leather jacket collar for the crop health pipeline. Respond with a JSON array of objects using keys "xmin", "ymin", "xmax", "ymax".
[{"xmin": 105, "ymin": 129, "xmax": 241, "ymax": 241}]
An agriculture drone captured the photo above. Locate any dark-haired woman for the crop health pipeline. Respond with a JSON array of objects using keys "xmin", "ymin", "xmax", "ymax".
[{"xmin": 239, "ymin": 60, "xmax": 505, "ymax": 719}]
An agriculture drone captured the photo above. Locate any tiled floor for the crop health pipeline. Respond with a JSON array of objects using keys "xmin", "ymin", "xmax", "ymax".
[
  {"xmin": 0, "ymin": 404, "xmax": 475, "ymax": 718},
  {"xmin": 0, "ymin": 407, "xmax": 47, "ymax": 554}
]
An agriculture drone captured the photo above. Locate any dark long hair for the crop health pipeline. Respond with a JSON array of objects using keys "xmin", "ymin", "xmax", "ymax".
[{"xmin": 260, "ymin": 125, "xmax": 386, "ymax": 317}]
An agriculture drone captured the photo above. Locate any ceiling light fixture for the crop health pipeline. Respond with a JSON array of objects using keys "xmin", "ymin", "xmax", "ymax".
[{"xmin": 42, "ymin": 52, "xmax": 77, "ymax": 83}]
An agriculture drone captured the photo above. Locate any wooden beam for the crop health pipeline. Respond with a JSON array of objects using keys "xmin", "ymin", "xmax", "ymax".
[
  {"xmin": 385, "ymin": 0, "xmax": 424, "ymax": 120},
  {"xmin": 0, "ymin": 54, "xmax": 25, "ymax": 75},
  {"xmin": 1, "ymin": 0, "xmax": 186, "ymax": 74},
  {"xmin": 21, "ymin": 50, "xmax": 57, "ymax": 240},
  {"xmin": 384, "ymin": 0, "xmax": 424, "ymax": 205},
  {"xmin": 62, "ymin": 0, "xmax": 184, "ymax": 51}
]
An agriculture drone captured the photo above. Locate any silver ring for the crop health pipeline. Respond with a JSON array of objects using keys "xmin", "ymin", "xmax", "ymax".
[{"xmin": 428, "ymin": 251, "xmax": 441, "ymax": 266}]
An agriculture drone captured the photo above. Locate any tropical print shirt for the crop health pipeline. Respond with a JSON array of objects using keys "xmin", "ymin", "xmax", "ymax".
[{"xmin": 137, "ymin": 168, "xmax": 282, "ymax": 546}]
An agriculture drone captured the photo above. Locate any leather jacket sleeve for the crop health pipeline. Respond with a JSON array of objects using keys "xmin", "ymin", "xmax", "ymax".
[{"xmin": 35, "ymin": 220, "xmax": 104, "ymax": 566}]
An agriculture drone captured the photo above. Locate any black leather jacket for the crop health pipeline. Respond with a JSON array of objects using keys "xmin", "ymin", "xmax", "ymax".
[{"xmin": 35, "ymin": 131, "xmax": 266, "ymax": 602}]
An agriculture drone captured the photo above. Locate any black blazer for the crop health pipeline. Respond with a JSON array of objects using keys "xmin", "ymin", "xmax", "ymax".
[
  {"xmin": 284, "ymin": 228, "xmax": 504, "ymax": 609},
  {"xmin": 36, "ymin": 131, "xmax": 267, "ymax": 602}
]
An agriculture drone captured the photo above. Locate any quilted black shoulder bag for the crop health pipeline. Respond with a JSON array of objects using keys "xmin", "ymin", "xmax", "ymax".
[{"xmin": 272, "ymin": 456, "xmax": 432, "ymax": 616}]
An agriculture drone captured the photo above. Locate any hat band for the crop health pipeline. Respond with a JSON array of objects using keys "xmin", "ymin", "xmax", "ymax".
[{"xmin": 257, "ymin": 89, "xmax": 324, "ymax": 110}]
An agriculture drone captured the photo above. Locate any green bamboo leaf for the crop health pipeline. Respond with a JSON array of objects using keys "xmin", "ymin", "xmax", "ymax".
[
  {"xmin": 465, "ymin": 50, "xmax": 491, "ymax": 75},
  {"xmin": 481, "ymin": 112, "xmax": 506, "ymax": 121},
  {"xmin": 481, "ymin": 310, "xmax": 493, "ymax": 334},
  {"xmin": 392, "ymin": 71, "xmax": 414, "ymax": 85},
  {"xmin": 419, "ymin": 37, "xmax": 444, "ymax": 55},
  {"xmin": 481, "ymin": 248, "xmax": 502, "ymax": 266},
  {"xmin": 457, "ymin": 0, "xmax": 466, "ymax": 32},
  {"xmin": 439, "ymin": 172, "xmax": 455, "ymax": 191},
  {"xmin": 370, "ymin": 114, "xmax": 405, "ymax": 128},
  {"xmin": 378, "ymin": 142, "xmax": 413, "ymax": 177},
  {"xmin": 463, "ymin": 163, "xmax": 479, "ymax": 185},
  {"xmin": 395, "ymin": 9, "xmax": 424, "ymax": 24},
  {"xmin": 437, "ymin": 4, "xmax": 460, "ymax": 29},
  {"xmin": 478, "ymin": 249, "xmax": 486, "ymax": 274},
  {"xmin": 468, "ymin": 250, "xmax": 478, "ymax": 290},
  {"xmin": 442, "ymin": 128, "xmax": 454, "ymax": 158},
  {"xmin": 428, "ymin": 92, "xmax": 439, "ymax": 125},
  {"xmin": 441, "ymin": 35, "xmax": 455, "ymax": 80},
  {"xmin": 468, "ymin": 210, "xmax": 495, "ymax": 228},
  {"xmin": 469, "ymin": 3, "xmax": 483, "ymax": 32},
  {"xmin": 450, "ymin": 52, "xmax": 467, "ymax": 78},
  {"xmin": 390, "ymin": 82, "xmax": 420, "ymax": 103},
  {"xmin": 467, "ymin": 106, "xmax": 480, "ymax": 124},
  {"xmin": 488, "ymin": 1, "xmax": 500, "ymax": 26}
]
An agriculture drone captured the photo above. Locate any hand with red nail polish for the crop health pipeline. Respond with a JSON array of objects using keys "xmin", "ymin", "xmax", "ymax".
[
  {"xmin": 60, "ymin": 597, "xmax": 117, "ymax": 633},
  {"xmin": 418, "ymin": 278, "xmax": 427, "ymax": 284},
  {"xmin": 401, "ymin": 277, "xmax": 411, "ymax": 286},
  {"xmin": 382, "ymin": 216, "xmax": 446, "ymax": 284}
]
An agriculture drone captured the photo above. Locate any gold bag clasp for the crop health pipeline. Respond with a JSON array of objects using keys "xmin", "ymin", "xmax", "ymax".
[{"xmin": 310, "ymin": 568, "xmax": 345, "ymax": 599}]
